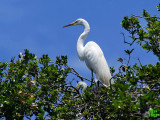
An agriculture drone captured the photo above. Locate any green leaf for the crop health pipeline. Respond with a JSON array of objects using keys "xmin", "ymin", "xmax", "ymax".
[
  {"xmin": 124, "ymin": 49, "xmax": 134, "ymax": 54},
  {"xmin": 156, "ymin": 3, "xmax": 160, "ymax": 11}
]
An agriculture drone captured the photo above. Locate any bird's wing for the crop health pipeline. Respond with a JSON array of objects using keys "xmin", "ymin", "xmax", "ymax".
[
  {"xmin": 84, "ymin": 41, "xmax": 104, "ymax": 71},
  {"xmin": 84, "ymin": 41, "xmax": 111, "ymax": 86}
]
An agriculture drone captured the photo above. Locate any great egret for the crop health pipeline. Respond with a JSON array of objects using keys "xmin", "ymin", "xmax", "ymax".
[
  {"xmin": 64, "ymin": 18, "xmax": 112, "ymax": 87},
  {"xmin": 76, "ymin": 81, "xmax": 88, "ymax": 92}
]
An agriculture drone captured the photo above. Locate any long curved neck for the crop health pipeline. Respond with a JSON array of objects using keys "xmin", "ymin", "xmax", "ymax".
[{"xmin": 77, "ymin": 21, "xmax": 90, "ymax": 61}]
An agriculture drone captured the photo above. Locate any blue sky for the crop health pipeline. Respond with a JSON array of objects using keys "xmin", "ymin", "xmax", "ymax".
[{"xmin": 0, "ymin": 0, "xmax": 159, "ymax": 80}]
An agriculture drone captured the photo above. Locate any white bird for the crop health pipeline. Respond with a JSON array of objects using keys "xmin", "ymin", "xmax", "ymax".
[
  {"xmin": 19, "ymin": 52, "xmax": 24, "ymax": 63},
  {"xmin": 76, "ymin": 81, "xmax": 88, "ymax": 92},
  {"xmin": 64, "ymin": 18, "xmax": 112, "ymax": 87}
]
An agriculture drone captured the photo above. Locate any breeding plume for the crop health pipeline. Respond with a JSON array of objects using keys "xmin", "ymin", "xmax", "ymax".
[{"xmin": 64, "ymin": 18, "xmax": 112, "ymax": 87}]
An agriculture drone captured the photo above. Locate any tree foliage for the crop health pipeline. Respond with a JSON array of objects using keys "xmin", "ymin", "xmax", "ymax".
[{"xmin": 0, "ymin": 4, "xmax": 160, "ymax": 120}]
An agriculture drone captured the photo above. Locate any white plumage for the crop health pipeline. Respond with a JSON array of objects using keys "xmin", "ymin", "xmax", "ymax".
[
  {"xmin": 76, "ymin": 81, "xmax": 87, "ymax": 92},
  {"xmin": 64, "ymin": 18, "xmax": 112, "ymax": 87}
]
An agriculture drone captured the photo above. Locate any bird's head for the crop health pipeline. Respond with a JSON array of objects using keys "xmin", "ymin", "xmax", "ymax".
[{"xmin": 63, "ymin": 18, "xmax": 85, "ymax": 27}]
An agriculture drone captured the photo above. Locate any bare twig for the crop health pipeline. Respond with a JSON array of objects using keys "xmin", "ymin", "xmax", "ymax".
[
  {"xmin": 64, "ymin": 64, "xmax": 91, "ymax": 82},
  {"xmin": 65, "ymin": 85, "xmax": 80, "ymax": 95},
  {"xmin": 49, "ymin": 61, "xmax": 91, "ymax": 82},
  {"xmin": 121, "ymin": 32, "xmax": 136, "ymax": 46},
  {"xmin": 127, "ymin": 54, "xmax": 131, "ymax": 66},
  {"xmin": 137, "ymin": 58, "xmax": 143, "ymax": 67}
]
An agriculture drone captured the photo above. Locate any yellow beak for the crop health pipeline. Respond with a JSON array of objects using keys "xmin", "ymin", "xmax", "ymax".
[{"xmin": 63, "ymin": 21, "xmax": 76, "ymax": 28}]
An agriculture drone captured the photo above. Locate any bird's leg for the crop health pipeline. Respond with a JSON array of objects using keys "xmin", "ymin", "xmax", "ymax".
[
  {"xmin": 97, "ymin": 81, "xmax": 100, "ymax": 87},
  {"xmin": 91, "ymin": 70, "xmax": 93, "ymax": 86}
]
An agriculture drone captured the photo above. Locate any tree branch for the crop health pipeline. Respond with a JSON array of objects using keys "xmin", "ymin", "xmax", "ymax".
[
  {"xmin": 64, "ymin": 64, "xmax": 91, "ymax": 82},
  {"xmin": 49, "ymin": 61, "xmax": 91, "ymax": 82},
  {"xmin": 121, "ymin": 32, "xmax": 136, "ymax": 46},
  {"xmin": 132, "ymin": 14, "xmax": 160, "ymax": 19}
]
